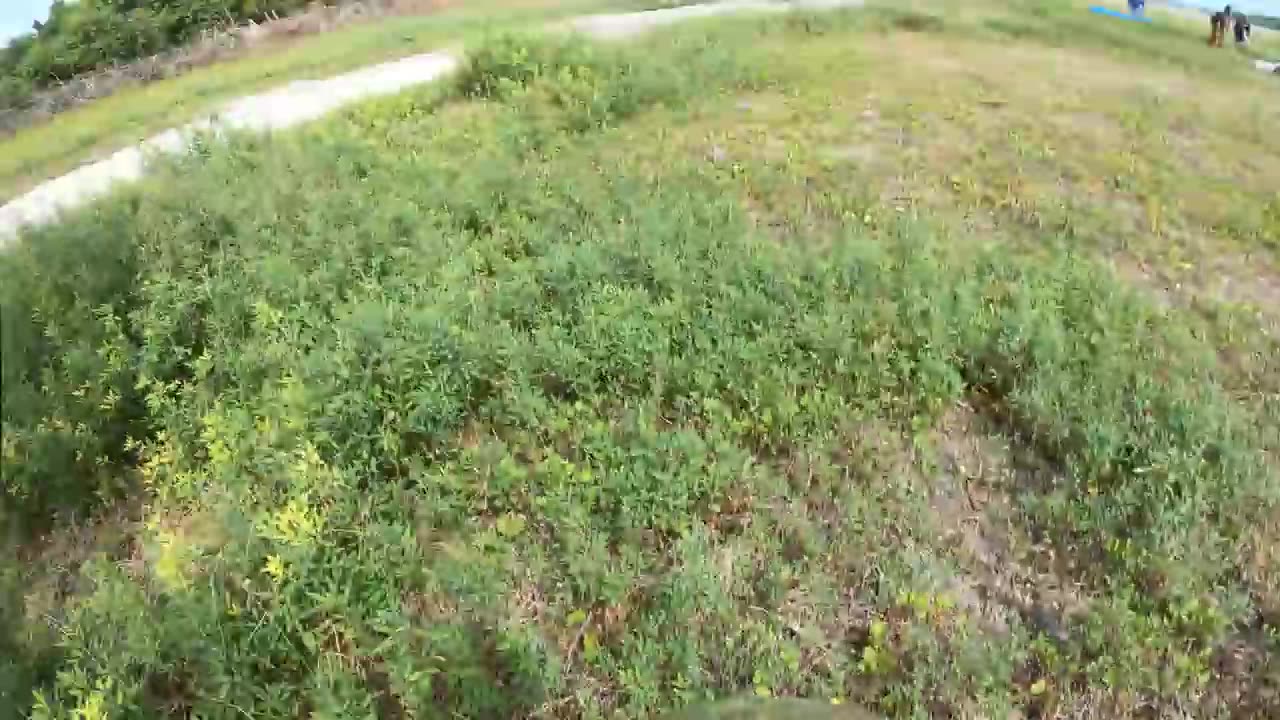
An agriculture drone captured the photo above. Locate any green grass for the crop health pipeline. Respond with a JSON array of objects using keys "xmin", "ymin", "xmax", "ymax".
[
  {"xmin": 0, "ymin": 0, "xmax": 677, "ymax": 204},
  {"xmin": 4, "ymin": 1, "xmax": 1280, "ymax": 718}
]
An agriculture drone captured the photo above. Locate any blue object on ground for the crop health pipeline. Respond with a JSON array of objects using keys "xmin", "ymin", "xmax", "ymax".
[{"xmin": 1089, "ymin": 5, "xmax": 1152, "ymax": 22}]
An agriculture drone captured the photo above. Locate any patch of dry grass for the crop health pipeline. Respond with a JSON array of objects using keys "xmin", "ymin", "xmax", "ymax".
[{"xmin": 614, "ymin": 4, "xmax": 1280, "ymax": 396}]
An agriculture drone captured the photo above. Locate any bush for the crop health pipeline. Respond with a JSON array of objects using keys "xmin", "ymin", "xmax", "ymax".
[
  {"xmin": 0, "ymin": 204, "xmax": 146, "ymax": 534},
  {"xmin": 0, "ymin": 0, "xmax": 310, "ymax": 107},
  {"xmin": 0, "ymin": 76, "xmax": 31, "ymax": 110}
]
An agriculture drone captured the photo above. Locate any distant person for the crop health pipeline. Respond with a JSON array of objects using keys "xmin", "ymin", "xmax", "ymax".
[
  {"xmin": 1128, "ymin": 0, "xmax": 1145, "ymax": 17},
  {"xmin": 1233, "ymin": 12, "xmax": 1251, "ymax": 45},
  {"xmin": 1209, "ymin": 5, "xmax": 1233, "ymax": 47}
]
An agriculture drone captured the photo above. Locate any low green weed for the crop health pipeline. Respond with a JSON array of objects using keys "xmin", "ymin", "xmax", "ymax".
[
  {"xmin": 3, "ymin": 7, "xmax": 1278, "ymax": 719},
  {"xmin": 0, "ymin": 207, "xmax": 148, "ymax": 534}
]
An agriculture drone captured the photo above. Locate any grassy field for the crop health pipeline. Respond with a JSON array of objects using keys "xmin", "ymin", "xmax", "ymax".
[
  {"xmin": 0, "ymin": 0, "xmax": 680, "ymax": 204},
  {"xmin": 3, "ymin": 0, "xmax": 1280, "ymax": 717}
]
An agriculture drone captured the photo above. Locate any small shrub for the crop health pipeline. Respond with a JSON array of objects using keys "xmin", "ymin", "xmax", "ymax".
[{"xmin": 0, "ymin": 206, "xmax": 147, "ymax": 533}]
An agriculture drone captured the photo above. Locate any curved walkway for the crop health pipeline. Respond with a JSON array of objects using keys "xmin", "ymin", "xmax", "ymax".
[{"xmin": 0, "ymin": 0, "xmax": 861, "ymax": 244}]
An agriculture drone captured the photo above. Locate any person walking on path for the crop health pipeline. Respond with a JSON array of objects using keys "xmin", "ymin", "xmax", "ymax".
[
  {"xmin": 1209, "ymin": 5, "xmax": 1232, "ymax": 47},
  {"xmin": 1233, "ymin": 11, "xmax": 1251, "ymax": 46}
]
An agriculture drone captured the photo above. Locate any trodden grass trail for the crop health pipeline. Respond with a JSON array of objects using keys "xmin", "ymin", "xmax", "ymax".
[{"xmin": 2, "ymin": 0, "xmax": 1279, "ymax": 718}]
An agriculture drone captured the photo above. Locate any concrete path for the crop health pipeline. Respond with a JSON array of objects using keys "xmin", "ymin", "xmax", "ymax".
[{"xmin": 0, "ymin": 0, "xmax": 862, "ymax": 243}]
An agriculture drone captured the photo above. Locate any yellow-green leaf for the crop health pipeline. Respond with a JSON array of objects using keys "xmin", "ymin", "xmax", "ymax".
[{"xmin": 496, "ymin": 513, "xmax": 527, "ymax": 538}]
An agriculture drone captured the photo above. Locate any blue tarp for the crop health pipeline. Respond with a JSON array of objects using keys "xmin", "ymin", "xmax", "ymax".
[{"xmin": 1089, "ymin": 5, "xmax": 1152, "ymax": 22}]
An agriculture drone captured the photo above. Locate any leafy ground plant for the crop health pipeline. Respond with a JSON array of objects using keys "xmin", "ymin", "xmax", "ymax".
[{"xmin": 3, "ymin": 1, "xmax": 1280, "ymax": 718}]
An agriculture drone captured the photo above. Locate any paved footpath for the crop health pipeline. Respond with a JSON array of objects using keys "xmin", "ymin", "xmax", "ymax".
[{"xmin": 0, "ymin": 0, "xmax": 861, "ymax": 243}]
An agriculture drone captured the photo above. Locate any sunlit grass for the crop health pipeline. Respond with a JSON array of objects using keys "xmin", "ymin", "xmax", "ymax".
[{"xmin": 0, "ymin": 0, "xmax": 663, "ymax": 203}]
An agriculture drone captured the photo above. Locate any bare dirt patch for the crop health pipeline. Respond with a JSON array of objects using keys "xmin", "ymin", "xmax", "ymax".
[
  {"xmin": 928, "ymin": 405, "xmax": 1091, "ymax": 644},
  {"xmin": 16, "ymin": 500, "xmax": 143, "ymax": 633}
]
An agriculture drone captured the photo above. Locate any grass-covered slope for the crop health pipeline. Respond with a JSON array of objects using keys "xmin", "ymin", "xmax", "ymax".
[
  {"xmin": 3, "ymin": 2, "xmax": 1280, "ymax": 718},
  {"xmin": 0, "ymin": 0, "xmax": 686, "ymax": 205}
]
